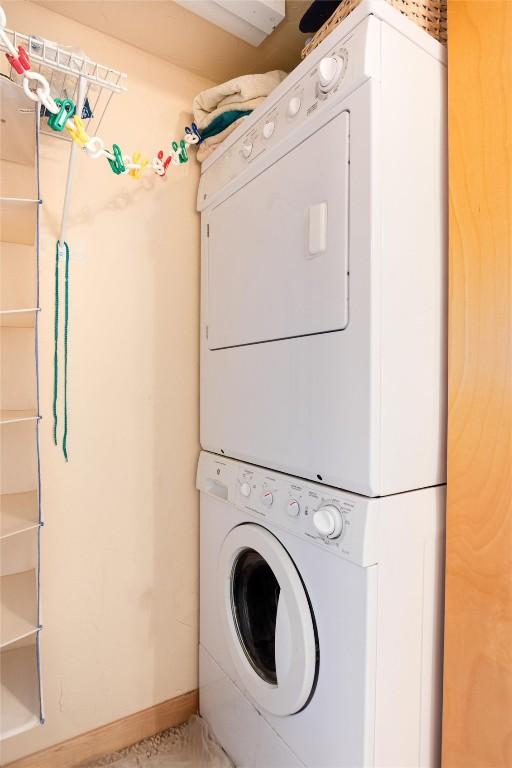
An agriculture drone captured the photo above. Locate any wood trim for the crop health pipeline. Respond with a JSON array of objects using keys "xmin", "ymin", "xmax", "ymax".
[
  {"xmin": 4, "ymin": 690, "xmax": 198, "ymax": 768},
  {"xmin": 442, "ymin": 2, "xmax": 512, "ymax": 766}
]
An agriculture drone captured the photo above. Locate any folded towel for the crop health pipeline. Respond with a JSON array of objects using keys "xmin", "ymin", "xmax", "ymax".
[
  {"xmin": 201, "ymin": 109, "xmax": 253, "ymax": 140},
  {"xmin": 193, "ymin": 70, "xmax": 287, "ymax": 130},
  {"xmin": 197, "ymin": 116, "xmax": 249, "ymax": 163}
]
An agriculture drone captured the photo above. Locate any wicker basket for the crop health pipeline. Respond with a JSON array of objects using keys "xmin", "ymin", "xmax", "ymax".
[{"xmin": 301, "ymin": 0, "xmax": 447, "ymax": 59}]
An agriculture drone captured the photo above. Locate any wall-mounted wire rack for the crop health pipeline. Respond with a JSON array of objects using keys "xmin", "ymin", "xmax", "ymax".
[
  {"xmin": 0, "ymin": 18, "xmax": 129, "ymax": 249},
  {"xmin": 0, "ymin": 24, "xmax": 127, "ymax": 140}
]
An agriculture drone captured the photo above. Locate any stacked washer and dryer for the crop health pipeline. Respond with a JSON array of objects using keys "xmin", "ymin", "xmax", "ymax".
[{"xmin": 196, "ymin": 2, "xmax": 447, "ymax": 766}]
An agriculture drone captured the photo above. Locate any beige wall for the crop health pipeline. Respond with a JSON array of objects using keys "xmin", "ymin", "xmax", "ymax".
[{"xmin": 0, "ymin": 2, "xmax": 213, "ymax": 762}]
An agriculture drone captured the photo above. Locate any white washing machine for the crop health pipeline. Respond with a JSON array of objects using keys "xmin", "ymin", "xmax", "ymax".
[
  {"xmin": 197, "ymin": 452, "xmax": 445, "ymax": 767},
  {"xmin": 198, "ymin": 0, "xmax": 447, "ymax": 497}
]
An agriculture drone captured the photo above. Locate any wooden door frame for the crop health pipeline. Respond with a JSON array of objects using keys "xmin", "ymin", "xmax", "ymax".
[{"xmin": 443, "ymin": 2, "xmax": 512, "ymax": 766}]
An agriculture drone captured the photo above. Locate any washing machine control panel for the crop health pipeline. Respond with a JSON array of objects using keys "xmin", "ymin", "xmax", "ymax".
[
  {"xmin": 198, "ymin": 454, "xmax": 376, "ymax": 566},
  {"xmin": 198, "ymin": 17, "xmax": 378, "ymax": 208}
]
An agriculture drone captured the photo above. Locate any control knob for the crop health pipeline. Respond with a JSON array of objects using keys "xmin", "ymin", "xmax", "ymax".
[
  {"xmin": 240, "ymin": 482, "xmax": 251, "ymax": 497},
  {"xmin": 262, "ymin": 490, "xmax": 274, "ymax": 507},
  {"xmin": 318, "ymin": 55, "xmax": 344, "ymax": 93},
  {"xmin": 287, "ymin": 499, "xmax": 300, "ymax": 517},
  {"xmin": 241, "ymin": 142, "xmax": 253, "ymax": 159},
  {"xmin": 313, "ymin": 504, "xmax": 343, "ymax": 538}
]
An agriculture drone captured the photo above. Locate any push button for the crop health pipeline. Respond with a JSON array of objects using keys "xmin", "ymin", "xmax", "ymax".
[
  {"xmin": 287, "ymin": 96, "xmax": 301, "ymax": 117},
  {"xmin": 262, "ymin": 121, "xmax": 275, "ymax": 139}
]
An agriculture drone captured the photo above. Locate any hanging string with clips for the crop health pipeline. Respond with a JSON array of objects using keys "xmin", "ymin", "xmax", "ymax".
[{"xmin": 0, "ymin": 5, "xmax": 204, "ymax": 179}]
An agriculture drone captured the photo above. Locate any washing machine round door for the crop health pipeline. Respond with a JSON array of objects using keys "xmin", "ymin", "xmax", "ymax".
[{"xmin": 219, "ymin": 523, "xmax": 318, "ymax": 716}]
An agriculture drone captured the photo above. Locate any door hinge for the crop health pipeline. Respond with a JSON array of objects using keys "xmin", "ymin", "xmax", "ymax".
[
  {"xmin": 206, "ymin": 223, "xmax": 210, "ymax": 237},
  {"xmin": 206, "ymin": 325, "xmax": 209, "ymax": 339}
]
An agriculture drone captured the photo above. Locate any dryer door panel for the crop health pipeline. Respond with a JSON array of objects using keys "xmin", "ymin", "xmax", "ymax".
[{"xmin": 207, "ymin": 112, "xmax": 349, "ymax": 350}]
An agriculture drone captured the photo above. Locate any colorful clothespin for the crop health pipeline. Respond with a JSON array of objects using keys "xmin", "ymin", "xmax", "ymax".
[
  {"xmin": 107, "ymin": 144, "xmax": 125, "ymax": 175},
  {"xmin": 176, "ymin": 139, "xmax": 188, "ymax": 164},
  {"xmin": 152, "ymin": 149, "xmax": 172, "ymax": 176},
  {"xmin": 48, "ymin": 98, "xmax": 76, "ymax": 132},
  {"xmin": 152, "ymin": 155, "xmax": 166, "ymax": 177},
  {"xmin": 128, "ymin": 152, "xmax": 149, "ymax": 179},
  {"xmin": 184, "ymin": 122, "xmax": 202, "ymax": 145},
  {"xmin": 6, "ymin": 45, "xmax": 30, "ymax": 74},
  {"xmin": 160, "ymin": 150, "xmax": 172, "ymax": 171},
  {"xmin": 65, "ymin": 115, "xmax": 89, "ymax": 147},
  {"xmin": 169, "ymin": 142, "xmax": 181, "ymax": 166}
]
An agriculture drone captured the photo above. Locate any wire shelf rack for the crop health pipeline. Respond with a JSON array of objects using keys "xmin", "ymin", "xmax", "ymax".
[{"xmin": 0, "ymin": 25, "xmax": 127, "ymax": 139}]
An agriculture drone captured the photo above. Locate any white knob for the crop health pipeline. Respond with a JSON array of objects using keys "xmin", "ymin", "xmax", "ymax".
[
  {"xmin": 313, "ymin": 504, "xmax": 343, "ymax": 538},
  {"xmin": 241, "ymin": 142, "xmax": 253, "ymax": 158},
  {"xmin": 240, "ymin": 482, "xmax": 251, "ymax": 497},
  {"xmin": 287, "ymin": 499, "xmax": 300, "ymax": 517},
  {"xmin": 262, "ymin": 121, "xmax": 275, "ymax": 139},
  {"xmin": 262, "ymin": 490, "xmax": 273, "ymax": 507},
  {"xmin": 287, "ymin": 96, "xmax": 301, "ymax": 118},
  {"xmin": 318, "ymin": 55, "xmax": 343, "ymax": 93}
]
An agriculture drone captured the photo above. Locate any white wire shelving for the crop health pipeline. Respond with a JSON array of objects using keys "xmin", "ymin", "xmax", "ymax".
[
  {"xmin": 0, "ymin": 24, "xmax": 127, "ymax": 139},
  {"xmin": 0, "ymin": 17, "xmax": 129, "ymax": 250}
]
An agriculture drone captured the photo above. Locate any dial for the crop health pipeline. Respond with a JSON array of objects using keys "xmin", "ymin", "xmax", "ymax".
[
  {"xmin": 313, "ymin": 504, "xmax": 343, "ymax": 538},
  {"xmin": 240, "ymin": 482, "xmax": 251, "ymax": 497},
  {"xmin": 262, "ymin": 490, "xmax": 274, "ymax": 507},
  {"xmin": 262, "ymin": 121, "xmax": 275, "ymax": 139},
  {"xmin": 318, "ymin": 55, "xmax": 343, "ymax": 93},
  {"xmin": 241, "ymin": 142, "xmax": 253, "ymax": 158},
  {"xmin": 287, "ymin": 96, "xmax": 301, "ymax": 118},
  {"xmin": 287, "ymin": 499, "xmax": 300, "ymax": 517}
]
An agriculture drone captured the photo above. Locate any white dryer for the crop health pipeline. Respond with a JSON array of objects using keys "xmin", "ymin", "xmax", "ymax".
[
  {"xmin": 198, "ymin": 0, "xmax": 447, "ymax": 497},
  {"xmin": 197, "ymin": 451, "xmax": 445, "ymax": 767}
]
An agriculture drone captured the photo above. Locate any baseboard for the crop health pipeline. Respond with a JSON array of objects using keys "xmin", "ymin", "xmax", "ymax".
[{"xmin": 4, "ymin": 689, "xmax": 199, "ymax": 768}]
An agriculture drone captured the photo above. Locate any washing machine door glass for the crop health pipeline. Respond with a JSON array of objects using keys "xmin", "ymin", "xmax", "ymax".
[
  {"xmin": 231, "ymin": 547, "xmax": 280, "ymax": 685},
  {"xmin": 219, "ymin": 523, "xmax": 318, "ymax": 716}
]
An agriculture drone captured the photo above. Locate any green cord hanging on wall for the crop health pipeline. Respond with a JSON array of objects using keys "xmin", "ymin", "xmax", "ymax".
[{"xmin": 53, "ymin": 240, "xmax": 70, "ymax": 461}]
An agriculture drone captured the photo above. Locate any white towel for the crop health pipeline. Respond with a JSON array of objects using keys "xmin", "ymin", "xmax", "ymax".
[
  {"xmin": 193, "ymin": 70, "xmax": 287, "ymax": 130},
  {"xmin": 196, "ymin": 116, "xmax": 249, "ymax": 163}
]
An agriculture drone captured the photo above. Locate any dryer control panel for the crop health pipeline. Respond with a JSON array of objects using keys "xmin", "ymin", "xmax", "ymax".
[
  {"xmin": 197, "ymin": 16, "xmax": 379, "ymax": 209},
  {"xmin": 197, "ymin": 451, "xmax": 379, "ymax": 567}
]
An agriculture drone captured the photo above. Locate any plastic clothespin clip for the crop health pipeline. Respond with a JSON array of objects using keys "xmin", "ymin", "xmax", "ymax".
[
  {"xmin": 183, "ymin": 127, "xmax": 197, "ymax": 145},
  {"xmin": 107, "ymin": 144, "xmax": 125, "ymax": 175},
  {"xmin": 6, "ymin": 45, "xmax": 30, "ymax": 74},
  {"xmin": 169, "ymin": 141, "xmax": 188, "ymax": 165},
  {"xmin": 177, "ymin": 139, "xmax": 188, "ymax": 164},
  {"xmin": 184, "ymin": 123, "xmax": 201, "ymax": 145},
  {"xmin": 158, "ymin": 150, "xmax": 173, "ymax": 175},
  {"xmin": 48, "ymin": 98, "xmax": 76, "ymax": 132},
  {"xmin": 151, "ymin": 154, "xmax": 166, "ymax": 177},
  {"xmin": 65, "ymin": 115, "xmax": 89, "ymax": 147},
  {"xmin": 169, "ymin": 142, "xmax": 181, "ymax": 166},
  {"xmin": 128, "ymin": 152, "xmax": 149, "ymax": 179}
]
